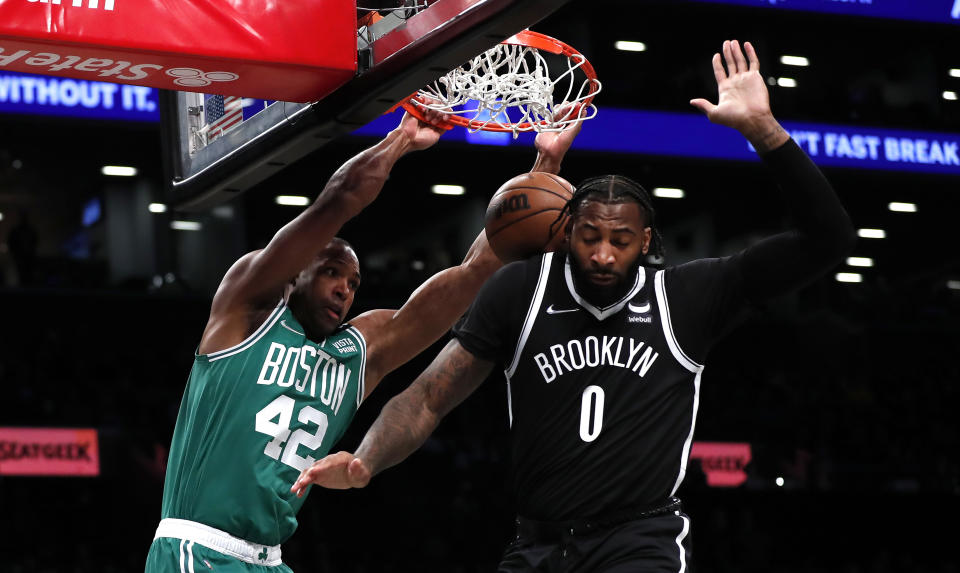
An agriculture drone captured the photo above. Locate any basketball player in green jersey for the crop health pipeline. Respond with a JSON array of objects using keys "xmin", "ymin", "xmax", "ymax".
[{"xmin": 145, "ymin": 106, "xmax": 583, "ymax": 572}]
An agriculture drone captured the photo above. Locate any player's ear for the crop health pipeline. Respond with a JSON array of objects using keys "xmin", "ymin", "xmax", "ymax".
[{"xmin": 641, "ymin": 227, "xmax": 652, "ymax": 255}]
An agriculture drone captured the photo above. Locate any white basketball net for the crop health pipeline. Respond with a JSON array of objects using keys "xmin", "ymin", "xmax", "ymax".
[{"xmin": 412, "ymin": 42, "xmax": 601, "ymax": 137}]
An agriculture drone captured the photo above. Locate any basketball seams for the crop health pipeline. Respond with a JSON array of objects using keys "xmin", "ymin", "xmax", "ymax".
[
  {"xmin": 485, "ymin": 172, "xmax": 574, "ymax": 261},
  {"xmin": 490, "ymin": 185, "xmax": 573, "ymax": 202},
  {"xmin": 486, "ymin": 208, "xmax": 567, "ymax": 239},
  {"xmin": 541, "ymin": 172, "xmax": 576, "ymax": 192}
]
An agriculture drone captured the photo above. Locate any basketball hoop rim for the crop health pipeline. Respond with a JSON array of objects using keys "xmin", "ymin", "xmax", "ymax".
[{"xmin": 399, "ymin": 29, "xmax": 600, "ymax": 133}]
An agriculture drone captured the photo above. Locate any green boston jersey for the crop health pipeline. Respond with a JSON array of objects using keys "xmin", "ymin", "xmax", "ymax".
[{"xmin": 160, "ymin": 300, "xmax": 367, "ymax": 546}]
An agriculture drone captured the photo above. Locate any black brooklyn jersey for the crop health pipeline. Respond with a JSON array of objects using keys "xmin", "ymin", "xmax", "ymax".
[{"xmin": 454, "ymin": 251, "xmax": 750, "ymax": 521}]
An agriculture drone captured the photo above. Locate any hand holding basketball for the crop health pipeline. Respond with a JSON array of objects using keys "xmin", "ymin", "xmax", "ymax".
[{"xmin": 485, "ymin": 172, "xmax": 575, "ymax": 263}]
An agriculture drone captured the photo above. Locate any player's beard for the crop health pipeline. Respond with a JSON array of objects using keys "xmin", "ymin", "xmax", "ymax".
[{"xmin": 567, "ymin": 250, "xmax": 643, "ymax": 308}]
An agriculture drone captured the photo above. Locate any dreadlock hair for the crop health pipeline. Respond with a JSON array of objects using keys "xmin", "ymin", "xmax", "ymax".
[{"xmin": 551, "ymin": 175, "xmax": 665, "ymax": 261}]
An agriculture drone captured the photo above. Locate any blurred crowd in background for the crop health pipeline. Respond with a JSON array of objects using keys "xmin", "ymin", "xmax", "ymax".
[{"xmin": 1, "ymin": 248, "xmax": 956, "ymax": 571}]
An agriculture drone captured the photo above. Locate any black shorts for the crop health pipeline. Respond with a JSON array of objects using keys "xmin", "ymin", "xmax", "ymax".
[{"xmin": 498, "ymin": 499, "xmax": 693, "ymax": 573}]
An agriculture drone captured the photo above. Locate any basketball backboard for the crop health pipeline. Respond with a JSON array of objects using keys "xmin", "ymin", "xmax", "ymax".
[{"xmin": 162, "ymin": 0, "xmax": 574, "ymax": 212}]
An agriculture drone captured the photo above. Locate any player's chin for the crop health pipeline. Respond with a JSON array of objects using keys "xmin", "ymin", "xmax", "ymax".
[
  {"xmin": 311, "ymin": 315, "xmax": 341, "ymax": 338},
  {"xmin": 587, "ymin": 272, "xmax": 618, "ymax": 286}
]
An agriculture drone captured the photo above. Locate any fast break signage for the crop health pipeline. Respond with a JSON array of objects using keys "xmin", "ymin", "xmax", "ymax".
[
  {"xmin": 586, "ymin": 110, "xmax": 960, "ymax": 176},
  {"xmin": 0, "ymin": 427, "xmax": 100, "ymax": 477},
  {"xmin": 355, "ymin": 108, "xmax": 960, "ymax": 176}
]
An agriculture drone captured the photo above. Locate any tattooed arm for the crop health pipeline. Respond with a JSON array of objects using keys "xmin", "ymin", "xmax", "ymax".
[{"xmin": 292, "ymin": 339, "xmax": 494, "ymax": 493}]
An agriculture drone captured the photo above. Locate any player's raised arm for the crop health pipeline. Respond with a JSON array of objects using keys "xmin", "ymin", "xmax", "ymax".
[
  {"xmin": 213, "ymin": 110, "xmax": 445, "ymax": 310},
  {"xmin": 688, "ymin": 40, "xmax": 855, "ymax": 301},
  {"xmin": 530, "ymin": 103, "xmax": 585, "ymax": 174},
  {"xmin": 291, "ymin": 339, "xmax": 494, "ymax": 493},
  {"xmin": 348, "ymin": 112, "xmax": 585, "ymax": 393},
  {"xmin": 195, "ymin": 110, "xmax": 446, "ymax": 355},
  {"xmin": 348, "ymin": 230, "xmax": 501, "ymax": 393}
]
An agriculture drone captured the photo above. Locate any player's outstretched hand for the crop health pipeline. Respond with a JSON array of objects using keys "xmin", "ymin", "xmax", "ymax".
[
  {"xmin": 690, "ymin": 40, "xmax": 788, "ymax": 152},
  {"xmin": 689, "ymin": 40, "xmax": 772, "ymax": 131},
  {"xmin": 290, "ymin": 451, "xmax": 371, "ymax": 496}
]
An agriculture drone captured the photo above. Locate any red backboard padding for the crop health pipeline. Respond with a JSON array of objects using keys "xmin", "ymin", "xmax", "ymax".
[{"xmin": 0, "ymin": 0, "xmax": 357, "ymax": 102}]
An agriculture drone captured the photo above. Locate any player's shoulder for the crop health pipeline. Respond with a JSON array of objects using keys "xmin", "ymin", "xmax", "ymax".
[
  {"xmin": 471, "ymin": 254, "xmax": 553, "ymax": 312},
  {"xmin": 664, "ymin": 253, "xmax": 741, "ymax": 278},
  {"xmin": 210, "ymin": 249, "xmax": 275, "ymax": 310},
  {"xmin": 661, "ymin": 254, "xmax": 745, "ymax": 300},
  {"xmin": 326, "ymin": 323, "xmax": 365, "ymax": 358},
  {"xmin": 489, "ymin": 253, "xmax": 551, "ymax": 286}
]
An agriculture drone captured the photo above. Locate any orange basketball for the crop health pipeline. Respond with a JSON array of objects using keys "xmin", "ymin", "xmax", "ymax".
[{"xmin": 485, "ymin": 172, "xmax": 575, "ymax": 263}]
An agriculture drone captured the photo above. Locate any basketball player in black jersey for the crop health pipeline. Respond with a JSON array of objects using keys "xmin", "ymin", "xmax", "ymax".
[{"xmin": 294, "ymin": 40, "xmax": 856, "ymax": 571}]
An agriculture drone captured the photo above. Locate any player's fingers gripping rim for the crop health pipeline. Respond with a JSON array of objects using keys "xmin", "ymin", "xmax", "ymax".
[{"xmin": 422, "ymin": 104, "xmax": 446, "ymax": 126}]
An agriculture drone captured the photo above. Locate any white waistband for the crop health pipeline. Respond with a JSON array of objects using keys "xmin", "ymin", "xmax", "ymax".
[{"xmin": 155, "ymin": 518, "xmax": 282, "ymax": 566}]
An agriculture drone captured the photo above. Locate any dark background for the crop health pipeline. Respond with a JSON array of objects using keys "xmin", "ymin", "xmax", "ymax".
[{"xmin": 1, "ymin": 0, "xmax": 958, "ymax": 571}]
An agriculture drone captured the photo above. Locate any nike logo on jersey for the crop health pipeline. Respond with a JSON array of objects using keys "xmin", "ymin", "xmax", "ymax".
[
  {"xmin": 546, "ymin": 304, "xmax": 580, "ymax": 315},
  {"xmin": 627, "ymin": 302, "xmax": 650, "ymax": 314},
  {"xmin": 280, "ymin": 320, "xmax": 304, "ymax": 336}
]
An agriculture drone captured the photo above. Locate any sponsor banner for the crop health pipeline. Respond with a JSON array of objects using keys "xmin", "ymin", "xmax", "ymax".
[
  {"xmin": 0, "ymin": 427, "xmax": 100, "ymax": 477},
  {"xmin": 687, "ymin": 0, "xmax": 960, "ymax": 26},
  {"xmin": 690, "ymin": 441, "xmax": 751, "ymax": 487},
  {"xmin": 0, "ymin": 0, "xmax": 355, "ymax": 102},
  {"xmin": 355, "ymin": 108, "xmax": 960, "ymax": 175},
  {"xmin": 0, "ymin": 71, "xmax": 158, "ymax": 120}
]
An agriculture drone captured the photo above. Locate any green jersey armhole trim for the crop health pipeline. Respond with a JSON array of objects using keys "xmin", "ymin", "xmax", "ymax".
[
  {"xmin": 344, "ymin": 324, "xmax": 368, "ymax": 408},
  {"xmin": 200, "ymin": 299, "xmax": 287, "ymax": 363}
]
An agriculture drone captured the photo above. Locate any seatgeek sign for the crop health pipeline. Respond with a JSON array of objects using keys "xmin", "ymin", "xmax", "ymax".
[
  {"xmin": 0, "ymin": 427, "xmax": 100, "ymax": 477},
  {"xmin": 690, "ymin": 442, "xmax": 752, "ymax": 487},
  {"xmin": 0, "ymin": 70, "xmax": 158, "ymax": 120},
  {"xmin": 354, "ymin": 108, "xmax": 960, "ymax": 176},
  {"xmin": 686, "ymin": 0, "xmax": 960, "ymax": 25}
]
